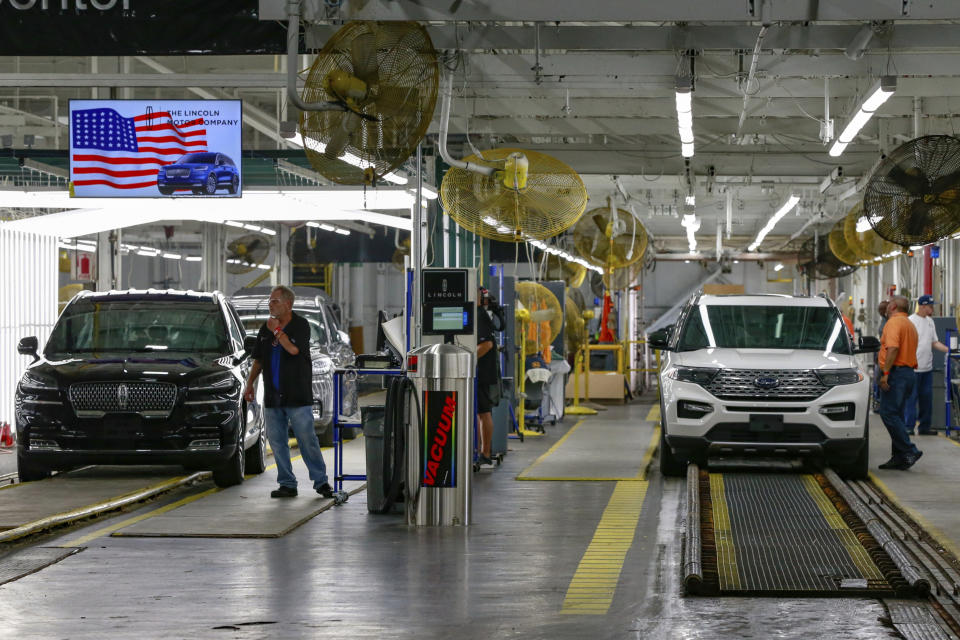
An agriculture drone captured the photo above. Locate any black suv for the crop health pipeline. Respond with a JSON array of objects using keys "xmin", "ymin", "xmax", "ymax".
[{"xmin": 15, "ymin": 289, "xmax": 266, "ymax": 487}]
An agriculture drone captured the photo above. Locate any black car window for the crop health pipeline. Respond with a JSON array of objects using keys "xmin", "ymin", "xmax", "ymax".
[
  {"xmin": 677, "ymin": 305, "xmax": 851, "ymax": 354},
  {"xmin": 177, "ymin": 152, "xmax": 217, "ymax": 164},
  {"xmin": 223, "ymin": 303, "xmax": 245, "ymax": 352},
  {"xmin": 46, "ymin": 299, "xmax": 230, "ymax": 355}
]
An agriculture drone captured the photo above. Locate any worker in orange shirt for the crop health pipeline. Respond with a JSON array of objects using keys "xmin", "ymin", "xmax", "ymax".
[{"xmin": 876, "ymin": 296, "xmax": 922, "ymax": 470}]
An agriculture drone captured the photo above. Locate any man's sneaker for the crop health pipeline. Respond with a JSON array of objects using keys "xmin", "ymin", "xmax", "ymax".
[
  {"xmin": 918, "ymin": 430, "xmax": 938, "ymax": 436},
  {"xmin": 316, "ymin": 482, "xmax": 335, "ymax": 498},
  {"xmin": 271, "ymin": 486, "xmax": 298, "ymax": 498},
  {"xmin": 904, "ymin": 451, "xmax": 923, "ymax": 468},
  {"xmin": 878, "ymin": 458, "xmax": 909, "ymax": 470},
  {"xmin": 477, "ymin": 455, "xmax": 493, "ymax": 466}
]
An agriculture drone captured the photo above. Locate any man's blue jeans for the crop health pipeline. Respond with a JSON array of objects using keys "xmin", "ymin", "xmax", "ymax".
[
  {"xmin": 265, "ymin": 405, "xmax": 328, "ymax": 490},
  {"xmin": 879, "ymin": 367, "xmax": 920, "ymax": 461},
  {"xmin": 904, "ymin": 369, "xmax": 934, "ymax": 434}
]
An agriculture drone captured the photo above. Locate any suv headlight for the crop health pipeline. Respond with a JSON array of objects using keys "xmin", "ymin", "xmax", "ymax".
[
  {"xmin": 20, "ymin": 371, "xmax": 58, "ymax": 391},
  {"xmin": 312, "ymin": 355, "xmax": 334, "ymax": 376},
  {"xmin": 667, "ymin": 366, "xmax": 720, "ymax": 384},
  {"xmin": 814, "ymin": 369, "xmax": 863, "ymax": 386},
  {"xmin": 188, "ymin": 372, "xmax": 240, "ymax": 394}
]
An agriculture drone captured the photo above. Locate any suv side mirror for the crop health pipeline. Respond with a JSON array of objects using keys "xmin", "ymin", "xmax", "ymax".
[
  {"xmin": 647, "ymin": 329, "xmax": 671, "ymax": 351},
  {"xmin": 18, "ymin": 336, "xmax": 39, "ymax": 361},
  {"xmin": 337, "ymin": 329, "xmax": 351, "ymax": 346},
  {"xmin": 233, "ymin": 335, "xmax": 258, "ymax": 366},
  {"xmin": 854, "ymin": 335, "xmax": 880, "ymax": 354}
]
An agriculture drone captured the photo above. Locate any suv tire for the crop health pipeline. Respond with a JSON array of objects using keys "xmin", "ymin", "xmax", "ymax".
[
  {"xmin": 659, "ymin": 400, "xmax": 687, "ymax": 477},
  {"xmin": 17, "ymin": 451, "xmax": 52, "ymax": 482},
  {"xmin": 244, "ymin": 423, "xmax": 267, "ymax": 475},
  {"xmin": 834, "ymin": 419, "xmax": 869, "ymax": 480},
  {"xmin": 212, "ymin": 428, "xmax": 245, "ymax": 488}
]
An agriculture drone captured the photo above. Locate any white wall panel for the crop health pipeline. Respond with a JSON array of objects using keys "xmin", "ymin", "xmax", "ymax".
[{"xmin": 0, "ymin": 228, "xmax": 58, "ymax": 451}]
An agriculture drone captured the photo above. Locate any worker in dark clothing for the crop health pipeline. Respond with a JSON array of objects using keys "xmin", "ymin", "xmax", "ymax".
[
  {"xmin": 244, "ymin": 285, "xmax": 334, "ymax": 498},
  {"xmin": 476, "ymin": 287, "xmax": 503, "ymax": 466}
]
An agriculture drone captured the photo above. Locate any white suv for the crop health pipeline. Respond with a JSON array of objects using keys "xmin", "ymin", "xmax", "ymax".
[{"xmin": 649, "ymin": 294, "xmax": 879, "ymax": 479}]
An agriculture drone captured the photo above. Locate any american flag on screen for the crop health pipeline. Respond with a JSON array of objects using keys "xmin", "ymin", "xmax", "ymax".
[{"xmin": 71, "ymin": 108, "xmax": 207, "ymax": 190}]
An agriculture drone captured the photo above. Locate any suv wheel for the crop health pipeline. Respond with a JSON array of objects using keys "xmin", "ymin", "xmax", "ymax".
[
  {"xmin": 659, "ymin": 401, "xmax": 687, "ymax": 477},
  {"xmin": 834, "ymin": 418, "xmax": 870, "ymax": 480},
  {"xmin": 244, "ymin": 422, "xmax": 267, "ymax": 475},
  {"xmin": 17, "ymin": 451, "xmax": 52, "ymax": 482},
  {"xmin": 203, "ymin": 174, "xmax": 217, "ymax": 195},
  {"xmin": 158, "ymin": 186, "xmax": 174, "ymax": 196},
  {"xmin": 212, "ymin": 427, "xmax": 245, "ymax": 488},
  {"xmin": 227, "ymin": 175, "xmax": 239, "ymax": 194}
]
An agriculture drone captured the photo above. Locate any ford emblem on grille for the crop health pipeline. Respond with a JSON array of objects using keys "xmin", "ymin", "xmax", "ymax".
[
  {"xmin": 117, "ymin": 383, "xmax": 129, "ymax": 410},
  {"xmin": 753, "ymin": 376, "xmax": 780, "ymax": 389}
]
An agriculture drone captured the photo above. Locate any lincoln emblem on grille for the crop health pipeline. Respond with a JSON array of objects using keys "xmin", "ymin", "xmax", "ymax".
[
  {"xmin": 117, "ymin": 383, "xmax": 129, "ymax": 410},
  {"xmin": 754, "ymin": 376, "xmax": 780, "ymax": 390}
]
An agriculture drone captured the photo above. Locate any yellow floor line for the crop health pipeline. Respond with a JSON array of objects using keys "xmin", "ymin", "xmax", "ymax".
[
  {"xmin": 515, "ymin": 419, "xmax": 585, "ymax": 479},
  {"xmin": 560, "ymin": 480, "xmax": 648, "ymax": 615},
  {"xmin": 56, "ymin": 455, "xmax": 299, "ymax": 548},
  {"xmin": 801, "ymin": 475, "xmax": 884, "ymax": 580},
  {"xmin": 645, "ymin": 404, "xmax": 660, "ymax": 423},
  {"xmin": 710, "ymin": 473, "xmax": 741, "ymax": 591}
]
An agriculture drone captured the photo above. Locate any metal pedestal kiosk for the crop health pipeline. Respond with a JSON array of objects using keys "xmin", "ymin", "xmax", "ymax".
[{"xmin": 406, "ymin": 343, "xmax": 475, "ymax": 526}]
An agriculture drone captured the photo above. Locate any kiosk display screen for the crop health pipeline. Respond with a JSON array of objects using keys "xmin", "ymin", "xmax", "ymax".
[{"xmin": 433, "ymin": 306, "xmax": 469, "ymax": 332}]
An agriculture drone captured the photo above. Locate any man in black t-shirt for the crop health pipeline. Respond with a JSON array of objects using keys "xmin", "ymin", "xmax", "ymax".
[
  {"xmin": 243, "ymin": 285, "xmax": 334, "ymax": 499},
  {"xmin": 476, "ymin": 288, "xmax": 503, "ymax": 466}
]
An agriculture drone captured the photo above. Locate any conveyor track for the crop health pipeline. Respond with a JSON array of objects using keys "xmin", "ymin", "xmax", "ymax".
[
  {"xmin": 684, "ymin": 465, "xmax": 906, "ymax": 597},
  {"xmin": 683, "ymin": 464, "xmax": 960, "ymax": 639}
]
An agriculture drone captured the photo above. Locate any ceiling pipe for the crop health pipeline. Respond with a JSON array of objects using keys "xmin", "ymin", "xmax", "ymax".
[
  {"xmin": 438, "ymin": 72, "xmax": 496, "ymax": 176},
  {"xmin": 735, "ymin": 25, "xmax": 768, "ymax": 139},
  {"xmin": 285, "ymin": 0, "xmax": 346, "ymax": 113}
]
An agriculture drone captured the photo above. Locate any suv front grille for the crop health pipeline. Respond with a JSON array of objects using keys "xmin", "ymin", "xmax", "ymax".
[
  {"xmin": 70, "ymin": 382, "xmax": 177, "ymax": 416},
  {"xmin": 702, "ymin": 369, "xmax": 828, "ymax": 401}
]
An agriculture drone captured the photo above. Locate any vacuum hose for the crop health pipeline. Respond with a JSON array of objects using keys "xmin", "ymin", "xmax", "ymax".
[{"xmin": 373, "ymin": 376, "xmax": 420, "ymax": 514}]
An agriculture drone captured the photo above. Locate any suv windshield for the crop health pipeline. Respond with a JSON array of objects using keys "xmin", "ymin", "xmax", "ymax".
[
  {"xmin": 677, "ymin": 305, "xmax": 850, "ymax": 354},
  {"xmin": 177, "ymin": 152, "xmax": 216, "ymax": 164},
  {"xmin": 238, "ymin": 312, "xmax": 328, "ymax": 344},
  {"xmin": 46, "ymin": 300, "xmax": 229, "ymax": 355}
]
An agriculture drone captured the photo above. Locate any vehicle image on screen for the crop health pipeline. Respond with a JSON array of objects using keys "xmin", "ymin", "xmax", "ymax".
[
  {"xmin": 229, "ymin": 286, "xmax": 359, "ymax": 431},
  {"xmin": 14, "ymin": 289, "xmax": 266, "ymax": 487},
  {"xmin": 649, "ymin": 294, "xmax": 880, "ymax": 480},
  {"xmin": 156, "ymin": 151, "xmax": 240, "ymax": 196}
]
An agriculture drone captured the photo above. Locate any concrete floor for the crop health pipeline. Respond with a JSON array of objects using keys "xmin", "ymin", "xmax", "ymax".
[{"xmin": 0, "ymin": 401, "xmax": 915, "ymax": 639}]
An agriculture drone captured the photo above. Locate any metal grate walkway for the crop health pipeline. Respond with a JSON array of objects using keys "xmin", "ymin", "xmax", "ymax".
[{"xmin": 708, "ymin": 472, "xmax": 890, "ymax": 595}]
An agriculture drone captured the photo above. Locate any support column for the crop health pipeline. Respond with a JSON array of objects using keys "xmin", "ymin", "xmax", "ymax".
[
  {"xmin": 200, "ymin": 223, "xmax": 225, "ymax": 292},
  {"xmin": 95, "ymin": 230, "xmax": 120, "ymax": 291}
]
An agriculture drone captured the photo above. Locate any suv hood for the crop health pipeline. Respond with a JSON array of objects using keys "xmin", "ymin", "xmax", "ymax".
[
  {"xmin": 29, "ymin": 353, "xmax": 233, "ymax": 385},
  {"xmin": 674, "ymin": 348, "xmax": 858, "ymax": 370}
]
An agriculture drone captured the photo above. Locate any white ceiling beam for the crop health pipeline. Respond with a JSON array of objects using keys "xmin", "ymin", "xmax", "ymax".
[
  {"xmin": 260, "ymin": 0, "xmax": 960, "ymax": 22},
  {"xmin": 304, "ymin": 23, "xmax": 960, "ymax": 53}
]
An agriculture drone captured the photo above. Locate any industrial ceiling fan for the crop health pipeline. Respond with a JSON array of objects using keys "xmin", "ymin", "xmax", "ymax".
[
  {"xmin": 863, "ymin": 135, "xmax": 960, "ymax": 247},
  {"xmin": 292, "ymin": 17, "xmax": 440, "ymax": 185}
]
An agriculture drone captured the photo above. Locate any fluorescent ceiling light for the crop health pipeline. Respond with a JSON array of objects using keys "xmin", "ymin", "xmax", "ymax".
[
  {"xmin": 675, "ymin": 77, "xmax": 695, "ymax": 158},
  {"xmin": 162, "ymin": 253, "xmax": 181, "ymax": 260},
  {"xmin": 747, "ymin": 195, "xmax": 800, "ymax": 251},
  {"xmin": 289, "ymin": 133, "xmax": 407, "ymax": 185},
  {"xmin": 224, "ymin": 220, "xmax": 244, "ymax": 228},
  {"xmin": 0, "ymin": 187, "xmax": 414, "ymax": 236},
  {"xmin": 829, "ymin": 76, "xmax": 896, "ymax": 158},
  {"xmin": 334, "ymin": 228, "xmax": 350, "ymax": 235},
  {"xmin": 418, "ymin": 184, "xmax": 438, "ymax": 200},
  {"xmin": 855, "ymin": 215, "xmax": 883, "ymax": 232},
  {"xmin": 680, "ymin": 213, "xmax": 700, "ymax": 253},
  {"xmin": 773, "ymin": 263, "xmax": 784, "ymax": 272},
  {"xmin": 185, "ymin": 256, "xmax": 202, "ymax": 262}
]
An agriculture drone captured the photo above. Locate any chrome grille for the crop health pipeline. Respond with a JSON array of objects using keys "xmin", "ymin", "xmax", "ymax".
[
  {"xmin": 165, "ymin": 168, "xmax": 189, "ymax": 177},
  {"xmin": 701, "ymin": 369, "xmax": 827, "ymax": 401},
  {"xmin": 70, "ymin": 382, "xmax": 177, "ymax": 416}
]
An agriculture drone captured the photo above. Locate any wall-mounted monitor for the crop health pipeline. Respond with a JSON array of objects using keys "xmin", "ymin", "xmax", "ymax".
[{"xmin": 69, "ymin": 99, "xmax": 242, "ymax": 198}]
